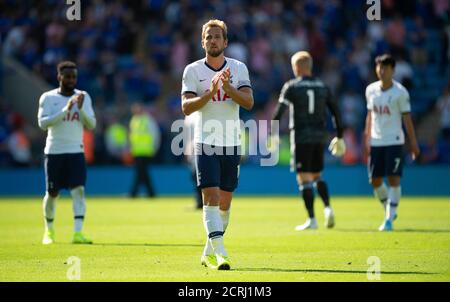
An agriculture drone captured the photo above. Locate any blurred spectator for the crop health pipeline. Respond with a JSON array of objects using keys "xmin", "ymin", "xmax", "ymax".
[
  {"xmin": 408, "ymin": 17, "xmax": 429, "ymax": 69},
  {"xmin": 3, "ymin": 23, "xmax": 27, "ymax": 57},
  {"xmin": 83, "ymin": 129, "xmax": 95, "ymax": 165},
  {"xmin": 149, "ymin": 22, "xmax": 172, "ymax": 70},
  {"xmin": 393, "ymin": 57, "xmax": 413, "ymax": 89},
  {"xmin": 341, "ymin": 127, "xmax": 361, "ymax": 165},
  {"xmin": 321, "ymin": 57, "xmax": 341, "ymax": 96},
  {"xmin": 249, "ymin": 30, "xmax": 272, "ymax": 75},
  {"xmin": 7, "ymin": 113, "xmax": 31, "ymax": 167},
  {"xmin": 128, "ymin": 103, "xmax": 160, "ymax": 198},
  {"xmin": 340, "ymin": 89, "xmax": 366, "ymax": 132},
  {"xmin": 419, "ymin": 137, "xmax": 439, "ymax": 164},
  {"xmin": 226, "ymin": 39, "xmax": 248, "ymax": 65},
  {"xmin": 104, "ymin": 116, "xmax": 129, "ymax": 165},
  {"xmin": 307, "ymin": 21, "xmax": 326, "ymax": 71},
  {"xmin": 170, "ymin": 33, "xmax": 189, "ymax": 78},
  {"xmin": 386, "ymin": 14, "xmax": 407, "ymax": 54},
  {"xmin": 0, "ymin": 98, "xmax": 11, "ymax": 166}
]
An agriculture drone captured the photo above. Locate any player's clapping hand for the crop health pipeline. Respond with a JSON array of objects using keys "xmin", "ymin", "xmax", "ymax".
[
  {"xmin": 75, "ymin": 93, "xmax": 85, "ymax": 109},
  {"xmin": 66, "ymin": 96, "xmax": 77, "ymax": 111},
  {"xmin": 208, "ymin": 72, "xmax": 222, "ymax": 97},
  {"xmin": 220, "ymin": 68, "xmax": 232, "ymax": 92}
]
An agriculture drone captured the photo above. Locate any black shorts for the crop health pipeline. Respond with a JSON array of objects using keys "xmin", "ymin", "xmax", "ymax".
[
  {"xmin": 44, "ymin": 153, "xmax": 86, "ymax": 192},
  {"xmin": 292, "ymin": 143, "xmax": 325, "ymax": 173},
  {"xmin": 368, "ymin": 145, "xmax": 404, "ymax": 179},
  {"xmin": 194, "ymin": 144, "xmax": 241, "ymax": 192}
]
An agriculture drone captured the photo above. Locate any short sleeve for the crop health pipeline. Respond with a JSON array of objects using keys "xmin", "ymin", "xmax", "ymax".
[
  {"xmin": 237, "ymin": 62, "xmax": 251, "ymax": 90},
  {"xmin": 181, "ymin": 65, "xmax": 197, "ymax": 96},
  {"xmin": 365, "ymin": 85, "xmax": 373, "ymax": 110},
  {"xmin": 278, "ymin": 82, "xmax": 292, "ymax": 105},
  {"xmin": 398, "ymin": 88, "xmax": 411, "ymax": 113}
]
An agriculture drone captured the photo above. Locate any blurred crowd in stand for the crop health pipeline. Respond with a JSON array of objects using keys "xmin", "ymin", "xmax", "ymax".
[{"xmin": 1, "ymin": 0, "xmax": 449, "ymax": 167}]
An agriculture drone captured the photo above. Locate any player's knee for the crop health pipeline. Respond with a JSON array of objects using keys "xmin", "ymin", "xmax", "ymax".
[
  {"xmin": 312, "ymin": 173, "xmax": 322, "ymax": 182},
  {"xmin": 299, "ymin": 181, "xmax": 314, "ymax": 192},
  {"xmin": 370, "ymin": 178, "xmax": 383, "ymax": 187},
  {"xmin": 202, "ymin": 190, "xmax": 220, "ymax": 205},
  {"xmin": 70, "ymin": 186, "xmax": 85, "ymax": 198},
  {"xmin": 387, "ymin": 176, "xmax": 401, "ymax": 187},
  {"xmin": 220, "ymin": 197, "xmax": 232, "ymax": 211},
  {"xmin": 297, "ymin": 173, "xmax": 314, "ymax": 185},
  {"xmin": 47, "ymin": 191, "xmax": 59, "ymax": 198}
]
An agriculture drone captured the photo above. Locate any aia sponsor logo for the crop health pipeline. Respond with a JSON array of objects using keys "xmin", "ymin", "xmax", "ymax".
[
  {"xmin": 373, "ymin": 105, "xmax": 391, "ymax": 115},
  {"xmin": 63, "ymin": 111, "xmax": 80, "ymax": 122},
  {"xmin": 208, "ymin": 89, "xmax": 231, "ymax": 102}
]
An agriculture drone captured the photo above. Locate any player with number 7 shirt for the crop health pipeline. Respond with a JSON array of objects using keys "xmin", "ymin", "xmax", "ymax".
[{"xmin": 364, "ymin": 54, "xmax": 420, "ymax": 231}]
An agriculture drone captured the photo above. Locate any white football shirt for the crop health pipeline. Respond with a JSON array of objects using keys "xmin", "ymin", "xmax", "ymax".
[
  {"xmin": 37, "ymin": 88, "xmax": 96, "ymax": 154},
  {"xmin": 181, "ymin": 57, "xmax": 251, "ymax": 146},
  {"xmin": 365, "ymin": 80, "xmax": 411, "ymax": 146}
]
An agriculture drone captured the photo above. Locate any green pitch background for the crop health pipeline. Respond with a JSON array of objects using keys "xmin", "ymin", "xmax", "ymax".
[{"xmin": 0, "ymin": 196, "xmax": 449, "ymax": 281}]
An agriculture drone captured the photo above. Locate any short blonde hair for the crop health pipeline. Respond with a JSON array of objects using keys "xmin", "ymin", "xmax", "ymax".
[
  {"xmin": 202, "ymin": 19, "xmax": 228, "ymax": 40},
  {"xmin": 291, "ymin": 51, "xmax": 313, "ymax": 70}
]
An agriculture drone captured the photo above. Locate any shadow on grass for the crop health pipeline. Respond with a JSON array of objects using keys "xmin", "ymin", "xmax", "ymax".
[
  {"xmin": 236, "ymin": 267, "xmax": 436, "ymax": 275},
  {"xmin": 334, "ymin": 229, "xmax": 450, "ymax": 233},
  {"xmin": 87, "ymin": 242, "xmax": 203, "ymax": 248}
]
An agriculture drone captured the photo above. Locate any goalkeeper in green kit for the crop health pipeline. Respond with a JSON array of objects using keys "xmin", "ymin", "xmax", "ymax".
[{"xmin": 271, "ymin": 51, "xmax": 345, "ymax": 230}]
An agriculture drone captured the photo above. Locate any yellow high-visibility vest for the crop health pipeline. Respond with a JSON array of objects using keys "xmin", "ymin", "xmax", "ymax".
[
  {"xmin": 129, "ymin": 115, "xmax": 154, "ymax": 157},
  {"xmin": 107, "ymin": 123, "xmax": 128, "ymax": 147}
]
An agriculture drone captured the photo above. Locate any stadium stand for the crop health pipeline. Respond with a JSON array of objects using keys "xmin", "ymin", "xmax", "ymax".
[{"xmin": 1, "ymin": 0, "xmax": 449, "ymax": 167}]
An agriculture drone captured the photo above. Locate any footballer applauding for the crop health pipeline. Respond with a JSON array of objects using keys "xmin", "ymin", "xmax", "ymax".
[
  {"xmin": 37, "ymin": 61, "xmax": 96, "ymax": 244},
  {"xmin": 181, "ymin": 19, "xmax": 253, "ymax": 270}
]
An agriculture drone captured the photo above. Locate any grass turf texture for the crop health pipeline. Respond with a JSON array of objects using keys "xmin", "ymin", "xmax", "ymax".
[{"xmin": 0, "ymin": 196, "xmax": 449, "ymax": 282}]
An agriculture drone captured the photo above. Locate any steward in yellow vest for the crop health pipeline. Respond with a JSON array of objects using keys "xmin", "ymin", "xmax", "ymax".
[{"xmin": 128, "ymin": 103, "xmax": 160, "ymax": 198}]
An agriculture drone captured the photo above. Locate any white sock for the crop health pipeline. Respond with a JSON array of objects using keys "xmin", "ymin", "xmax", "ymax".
[
  {"xmin": 71, "ymin": 186, "xmax": 86, "ymax": 233},
  {"xmin": 220, "ymin": 209, "xmax": 230, "ymax": 233},
  {"xmin": 374, "ymin": 183, "xmax": 388, "ymax": 209},
  {"xmin": 204, "ymin": 208, "xmax": 231, "ymax": 255},
  {"xmin": 386, "ymin": 186, "xmax": 401, "ymax": 221},
  {"xmin": 43, "ymin": 193, "xmax": 56, "ymax": 230},
  {"xmin": 203, "ymin": 238, "xmax": 213, "ymax": 256},
  {"xmin": 202, "ymin": 205, "xmax": 227, "ymax": 256}
]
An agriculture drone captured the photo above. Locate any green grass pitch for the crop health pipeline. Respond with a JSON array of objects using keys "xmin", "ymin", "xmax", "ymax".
[{"xmin": 0, "ymin": 196, "xmax": 449, "ymax": 282}]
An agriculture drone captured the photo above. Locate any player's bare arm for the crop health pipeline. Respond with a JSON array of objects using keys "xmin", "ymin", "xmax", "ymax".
[
  {"xmin": 220, "ymin": 68, "xmax": 254, "ymax": 110},
  {"xmin": 364, "ymin": 110, "xmax": 372, "ymax": 156},
  {"xmin": 402, "ymin": 113, "xmax": 420, "ymax": 160},
  {"xmin": 182, "ymin": 73, "xmax": 221, "ymax": 116}
]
